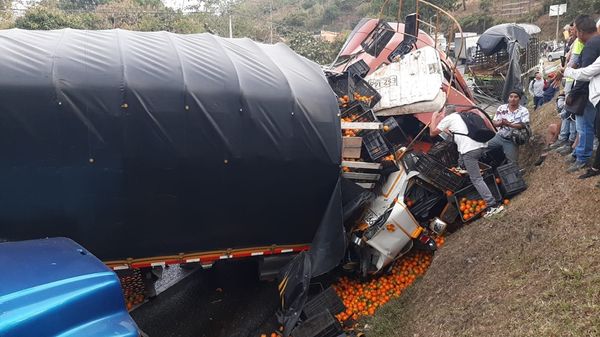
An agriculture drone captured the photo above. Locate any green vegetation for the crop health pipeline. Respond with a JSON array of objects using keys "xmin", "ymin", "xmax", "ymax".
[{"xmin": 0, "ymin": 0, "xmax": 462, "ymax": 64}]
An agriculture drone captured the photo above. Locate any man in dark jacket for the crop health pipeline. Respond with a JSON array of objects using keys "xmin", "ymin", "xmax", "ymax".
[{"xmin": 562, "ymin": 15, "xmax": 600, "ymax": 173}]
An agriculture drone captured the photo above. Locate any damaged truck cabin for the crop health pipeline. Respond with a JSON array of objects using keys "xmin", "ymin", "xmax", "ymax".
[{"xmin": 324, "ymin": 17, "xmax": 514, "ymax": 276}]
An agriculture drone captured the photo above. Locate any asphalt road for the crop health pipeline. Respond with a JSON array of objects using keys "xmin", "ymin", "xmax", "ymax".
[{"xmin": 131, "ymin": 260, "xmax": 280, "ymax": 337}]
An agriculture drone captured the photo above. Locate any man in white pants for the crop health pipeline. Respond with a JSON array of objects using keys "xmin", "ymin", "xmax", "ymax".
[{"xmin": 430, "ymin": 108, "xmax": 505, "ymax": 218}]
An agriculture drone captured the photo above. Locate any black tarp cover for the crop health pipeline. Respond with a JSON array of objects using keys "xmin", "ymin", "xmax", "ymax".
[
  {"xmin": 0, "ymin": 29, "xmax": 343, "ymax": 261},
  {"xmin": 477, "ymin": 24, "xmax": 534, "ymax": 102},
  {"xmin": 477, "ymin": 23, "xmax": 532, "ymax": 56}
]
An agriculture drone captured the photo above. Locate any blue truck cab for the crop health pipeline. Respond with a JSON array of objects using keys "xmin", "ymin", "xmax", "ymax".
[{"xmin": 0, "ymin": 237, "xmax": 141, "ymax": 337}]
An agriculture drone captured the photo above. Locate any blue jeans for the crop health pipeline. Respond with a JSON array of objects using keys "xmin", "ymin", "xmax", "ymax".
[
  {"xmin": 533, "ymin": 96, "xmax": 544, "ymax": 110},
  {"xmin": 574, "ymin": 102, "xmax": 596, "ymax": 163},
  {"xmin": 558, "ymin": 115, "xmax": 577, "ymax": 142},
  {"xmin": 460, "ymin": 148, "xmax": 497, "ymax": 207}
]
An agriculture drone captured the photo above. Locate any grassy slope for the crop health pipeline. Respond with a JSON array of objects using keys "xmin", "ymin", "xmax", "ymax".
[{"xmin": 366, "ymin": 102, "xmax": 600, "ymax": 337}]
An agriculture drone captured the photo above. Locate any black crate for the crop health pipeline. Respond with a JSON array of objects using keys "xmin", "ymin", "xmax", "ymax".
[
  {"xmin": 328, "ymin": 72, "xmax": 381, "ymax": 108},
  {"xmin": 382, "ymin": 117, "xmax": 409, "ymax": 146},
  {"xmin": 361, "ymin": 20, "xmax": 395, "ymax": 58},
  {"xmin": 362, "ymin": 131, "xmax": 390, "ymax": 161},
  {"xmin": 303, "ymin": 287, "xmax": 345, "ymax": 319},
  {"xmin": 452, "ymin": 174, "xmax": 501, "ymax": 222},
  {"xmin": 414, "ymin": 154, "xmax": 466, "ymax": 192},
  {"xmin": 350, "ymin": 77, "xmax": 381, "ymax": 108},
  {"xmin": 480, "ymin": 147, "xmax": 507, "ymax": 169},
  {"xmin": 478, "ymin": 162, "xmax": 492, "ymax": 176},
  {"xmin": 496, "ymin": 162, "xmax": 527, "ymax": 197},
  {"xmin": 293, "ymin": 310, "xmax": 343, "ymax": 337},
  {"xmin": 341, "ymin": 103, "xmax": 376, "ymax": 123},
  {"xmin": 348, "ymin": 59, "xmax": 370, "ymax": 78}
]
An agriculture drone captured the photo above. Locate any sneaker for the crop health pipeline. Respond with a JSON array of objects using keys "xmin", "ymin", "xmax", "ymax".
[
  {"xmin": 565, "ymin": 155, "xmax": 577, "ymax": 164},
  {"xmin": 549, "ymin": 139, "xmax": 568, "ymax": 150},
  {"xmin": 567, "ymin": 161, "xmax": 589, "ymax": 173},
  {"xmin": 484, "ymin": 205, "xmax": 505, "ymax": 218},
  {"xmin": 534, "ymin": 154, "xmax": 547, "ymax": 166},
  {"xmin": 578, "ymin": 168, "xmax": 600, "ymax": 179},
  {"xmin": 558, "ymin": 145, "xmax": 574, "ymax": 156}
]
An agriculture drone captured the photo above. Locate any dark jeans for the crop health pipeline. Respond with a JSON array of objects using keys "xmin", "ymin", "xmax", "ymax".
[{"xmin": 533, "ymin": 96, "xmax": 544, "ymax": 110}]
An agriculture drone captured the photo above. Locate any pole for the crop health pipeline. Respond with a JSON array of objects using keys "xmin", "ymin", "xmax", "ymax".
[
  {"xmin": 229, "ymin": 15, "xmax": 233, "ymax": 38},
  {"xmin": 556, "ymin": 11, "xmax": 560, "ymax": 46}
]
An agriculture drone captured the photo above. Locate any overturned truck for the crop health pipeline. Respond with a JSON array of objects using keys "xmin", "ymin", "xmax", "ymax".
[
  {"xmin": 0, "ymin": 18, "xmax": 529, "ymax": 336},
  {"xmin": 0, "ymin": 28, "xmax": 346, "ymax": 277}
]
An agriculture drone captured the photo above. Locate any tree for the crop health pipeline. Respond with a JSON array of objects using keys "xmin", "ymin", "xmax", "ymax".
[
  {"xmin": 15, "ymin": 6, "xmax": 88, "ymax": 29},
  {"xmin": 287, "ymin": 31, "xmax": 341, "ymax": 65},
  {"xmin": 0, "ymin": 0, "xmax": 13, "ymax": 27}
]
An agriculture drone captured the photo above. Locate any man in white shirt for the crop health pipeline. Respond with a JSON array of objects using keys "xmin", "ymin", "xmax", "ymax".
[
  {"xmin": 488, "ymin": 90, "xmax": 531, "ymax": 163},
  {"xmin": 561, "ymin": 53, "xmax": 600, "ymax": 181},
  {"xmin": 430, "ymin": 108, "xmax": 504, "ymax": 218}
]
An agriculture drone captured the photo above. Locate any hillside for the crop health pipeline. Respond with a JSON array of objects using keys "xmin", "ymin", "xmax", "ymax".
[{"xmin": 365, "ymin": 102, "xmax": 600, "ymax": 337}]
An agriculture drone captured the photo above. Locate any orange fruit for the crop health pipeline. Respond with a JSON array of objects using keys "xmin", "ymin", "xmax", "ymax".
[
  {"xmin": 503, "ymin": 199, "xmax": 510, "ymax": 205},
  {"xmin": 445, "ymin": 190, "xmax": 453, "ymax": 197},
  {"xmin": 496, "ymin": 177, "xmax": 502, "ymax": 184}
]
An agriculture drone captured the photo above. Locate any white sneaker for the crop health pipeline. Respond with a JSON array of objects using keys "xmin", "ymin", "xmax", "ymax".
[{"xmin": 484, "ymin": 205, "xmax": 505, "ymax": 218}]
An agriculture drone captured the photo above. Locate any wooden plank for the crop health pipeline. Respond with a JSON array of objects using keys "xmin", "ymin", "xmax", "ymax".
[
  {"xmin": 342, "ymin": 161, "xmax": 382, "ymax": 170},
  {"xmin": 356, "ymin": 182, "xmax": 376, "ymax": 189},
  {"xmin": 342, "ymin": 172, "xmax": 381, "ymax": 181},
  {"xmin": 342, "ymin": 137, "xmax": 362, "ymax": 159},
  {"xmin": 341, "ymin": 122, "xmax": 383, "ymax": 130}
]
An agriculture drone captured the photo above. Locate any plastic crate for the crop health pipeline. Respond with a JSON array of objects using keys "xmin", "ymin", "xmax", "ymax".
[
  {"xmin": 414, "ymin": 154, "xmax": 466, "ymax": 192},
  {"xmin": 341, "ymin": 103, "xmax": 376, "ymax": 123},
  {"xmin": 361, "ymin": 20, "xmax": 395, "ymax": 58},
  {"xmin": 382, "ymin": 117, "xmax": 409, "ymax": 146},
  {"xmin": 328, "ymin": 72, "xmax": 381, "ymax": 108},
  {"xmin": 452, "ymin": 174, "xmax": 501, "ymax": 222},
  {"xmin": 362, "ymin": 131, "xmax": 390, "ymax": 161},
  {"xmin": 303, "ymin": 287, "xmax": 345, "ymax": 319},
  {"xmin": 480, "ymin": 147, "xmax": 507, "ymax": 169},
  {"xmin": 496, "ymin": 162, "xmax": 527, "ymax": 197},
  {"xmin": 293, "ymin": 310, "xmax": 343, "ymax": 337},
  {"xmin": 348, "ymin": 59, "xmax": 370, "ymax": 78}
]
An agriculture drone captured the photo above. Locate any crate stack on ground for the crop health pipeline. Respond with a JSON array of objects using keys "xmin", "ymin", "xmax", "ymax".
[{"xmin": 332, "ymin": 63, "xmax": 397, "ymax": 190}]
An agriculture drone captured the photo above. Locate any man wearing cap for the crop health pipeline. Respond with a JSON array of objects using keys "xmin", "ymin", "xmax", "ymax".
[{"xmin": 487, "ymin": 90, "xmax": 530, "ymax": 164}]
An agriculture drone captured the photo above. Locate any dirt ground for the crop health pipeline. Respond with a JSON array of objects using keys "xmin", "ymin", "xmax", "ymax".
[{"xmin": 366, "ymin": 102, "xmax": 600, "ymax": 337}]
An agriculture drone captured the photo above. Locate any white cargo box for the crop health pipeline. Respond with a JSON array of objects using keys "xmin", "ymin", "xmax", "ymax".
[{"xmin": 366, "ymin": 46, "xmax": 445, "ymax": 117}]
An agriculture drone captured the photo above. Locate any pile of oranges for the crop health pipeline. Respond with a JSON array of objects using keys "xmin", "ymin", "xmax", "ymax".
[
  {"xmin": 338, "ymin": 93, "xmax": 375, "ymax": 108},
  {"xmin": 353, "ymin": 92, "xmax": 374, "ymax": 105},
  {"xmin": 458, "ymin": 197, "xmax": 487, "ymax": 221},
  {"xmin": 258, "ymin": 237, "xmax": 445, "ymax": 336},
  {"xmin": 333, "ymin": 236, "xmax": 445, "ymax": 324},
  {"xmin": 119, "ymin": 270, "xmax": 146, "ymax": 310},
  {"xmin": 343, "ymin": 129, "xmax": 360, "ymax": 137}
]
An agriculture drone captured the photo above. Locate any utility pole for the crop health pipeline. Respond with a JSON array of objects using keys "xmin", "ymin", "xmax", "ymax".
[{"xmin": 229, "ymin": 15, "xmax": 233, "ymax": 38}]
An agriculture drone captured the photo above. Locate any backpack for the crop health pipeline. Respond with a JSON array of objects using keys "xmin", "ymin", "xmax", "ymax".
[{"xmin": 452, "ymin": 111, "xmax": 496, "ymax": 143}]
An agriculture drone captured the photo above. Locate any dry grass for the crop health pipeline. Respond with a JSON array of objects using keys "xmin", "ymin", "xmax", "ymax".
[{"xmin": 366, "ymin": 102, "xmax": 600, "ymax": 337}]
